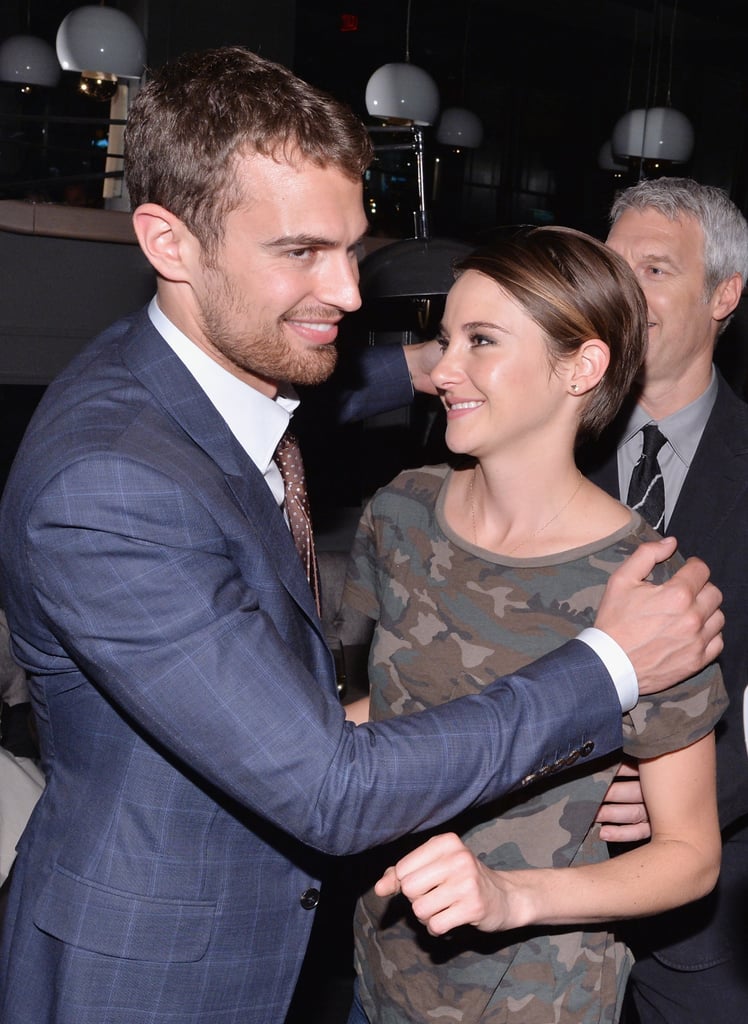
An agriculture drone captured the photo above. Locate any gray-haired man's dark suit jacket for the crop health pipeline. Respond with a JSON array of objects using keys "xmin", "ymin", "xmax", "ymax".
[{"xmin": 582, "ymin": 371, "xmax": 748, "ymax": 1012}]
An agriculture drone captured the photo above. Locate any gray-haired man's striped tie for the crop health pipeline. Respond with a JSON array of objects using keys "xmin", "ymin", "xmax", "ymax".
[{"xmin": 627, "ymin": 423, "xmax": 667, "ymax": 532}]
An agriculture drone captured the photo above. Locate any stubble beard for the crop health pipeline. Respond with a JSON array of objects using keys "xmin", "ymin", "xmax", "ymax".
[{"xmin": 198, "ymin": 274, "xmax": 340, "ymax": 387}]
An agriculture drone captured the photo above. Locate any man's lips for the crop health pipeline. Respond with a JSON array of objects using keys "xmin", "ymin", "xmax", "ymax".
[{"xmin": 285, "ymin": 319, "xmax": 340, "ymax": 345}]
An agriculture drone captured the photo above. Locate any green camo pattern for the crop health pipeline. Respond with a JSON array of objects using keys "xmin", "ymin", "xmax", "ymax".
[{"xmin": 345, "ymin": 464, "xmax": 726, "ymax": 1024}]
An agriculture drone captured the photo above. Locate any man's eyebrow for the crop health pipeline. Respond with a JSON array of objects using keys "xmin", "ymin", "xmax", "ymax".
[
  {"xmin": 264, "ymin": 234, "xmax": 337, "ymax": 249},
  {"xmin": 264, "ymin": 230, "xmax": 370, "ymax": 251},
  {"xmin": 636, "ymin": 250, "xmax": 677, "ymax": 266}
]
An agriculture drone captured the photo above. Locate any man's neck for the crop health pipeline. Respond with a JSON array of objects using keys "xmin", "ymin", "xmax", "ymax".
[{"xmin": 638, "ymin": 364, "xmax": 714, "ymax": 421}]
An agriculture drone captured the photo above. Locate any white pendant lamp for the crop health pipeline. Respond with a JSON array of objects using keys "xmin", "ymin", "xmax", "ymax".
[
  {"xmin": 365, "ymin": 62, "xmax": 440, "ymax": 126},
  {"xmin": 56, "ymin": 5, "xmax": 146, "ymax": 80},
  {"xmin": 436, "ymin": 107, "xmax": 483, "ymax": 149},
  {"xmin": 612, "ymin": 106, "xmax": 694, "ymax": 163},
  {"xmin": 0, "ymin": 34, "xmax": 60, "ymax": 88}
]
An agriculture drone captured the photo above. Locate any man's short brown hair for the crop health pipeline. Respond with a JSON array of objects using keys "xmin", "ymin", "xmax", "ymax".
[{"xmin": 124, "ymin": 47, "xmax": 373, "ymax": 258}]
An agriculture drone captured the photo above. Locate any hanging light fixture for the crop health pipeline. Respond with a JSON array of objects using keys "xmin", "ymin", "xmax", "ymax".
[
  {"xmin": 612, "ymin": 106, "xmax": 693, "ymax": 163},
  {"xmin": 435, "ymin": 5, "xmax": 482, "ymax": 151},
  {"xmin": 436, "ymin": 107, "xmax": 483, "ymax": 149},
  {"xmin": 365, "ymin": 62, "xmax": 439, "ymax": 126},
  {"xmin": 0, "ymin": 33, "xmax": 60, "ymax": 88},
  {"xmin": 365, "ymin": 0, "xmax": 439, "ymax": 126},
  {"xmin": 0, "ymin": 0, "xmax": 60, "ymax": 90},
  {"xmin": 609, "ymin": 0, "xmax": 693, "ymax": 170},
  {"xmin": 56, "ymin": 5, "xmax": 146, "ymax": 81}
]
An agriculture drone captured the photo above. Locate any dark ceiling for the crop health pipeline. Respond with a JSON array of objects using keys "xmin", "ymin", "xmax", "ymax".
[
  {"xmin": 293, "ymin": 1, "xmax": 748, "ymax": 231},
  {"xmin": 295, "ymin": 0, "xmax": 748, "ymax": 114},
  {"xmin": 2, "ymin": 1, "xmax": 747, "ymax": 234}
]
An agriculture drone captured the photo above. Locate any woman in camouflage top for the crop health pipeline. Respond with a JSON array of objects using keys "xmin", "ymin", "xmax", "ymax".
[{"xmin": 343, "ymin": 227, "xmax": 725, "ymax": 1024}]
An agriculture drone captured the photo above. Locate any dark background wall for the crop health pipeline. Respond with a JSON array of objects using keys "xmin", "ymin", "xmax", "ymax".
[
  {"xmin": 2, "ymin": 0, "xmax": 748, "ymax": 498},
  {"xmin": 293, "ymin": 0, "xmax": 748, "ymax": 240},
  {"xmin": 2, "ymin": 2, "xmax": 748, "ymax": 233}
]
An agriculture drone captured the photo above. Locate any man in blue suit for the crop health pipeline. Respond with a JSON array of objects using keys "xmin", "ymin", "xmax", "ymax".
[{"xmin": 0, "ymin": 50, "xmax": 723, "ymax": 1024}]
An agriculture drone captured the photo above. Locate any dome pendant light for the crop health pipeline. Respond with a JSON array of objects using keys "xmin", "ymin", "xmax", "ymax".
[
  {"xmin": 365, "ymin": 0, "xmax": 439, "ymax": 127},
  {"xmin": 365, "ymin": 62, "xmax": 439, "ymax": 126},
  {"xmin": 612, "ymin": 106, "xmax": 694, "ymax": 164},
  {"xmin": 0, "ymin": 34, "xmax": 60, "ymax": 88},
  {"xmin": 56, "ymin": 5, "xmax": 146, "ymax": 81},
  {"xmin": 436, "ymin": 107, "xmax": 483, "ymax": 149}
]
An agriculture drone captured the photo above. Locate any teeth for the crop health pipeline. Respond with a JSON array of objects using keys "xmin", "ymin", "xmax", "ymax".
[
  {"xmin": 450, "ymin": 400, "xmax": 482, "ymax": 410},
  {"xmin": 296, "ymin": 322, "xmax": 332, "ymax": 332}
]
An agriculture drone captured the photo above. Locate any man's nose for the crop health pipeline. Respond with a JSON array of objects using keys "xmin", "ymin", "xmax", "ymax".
[{"xmin": 318, "ymin": 253, "xmax": 362, "ymax": 313}]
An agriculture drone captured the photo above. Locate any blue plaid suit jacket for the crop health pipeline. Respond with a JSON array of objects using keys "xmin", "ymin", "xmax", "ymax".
[{"xmin": 0, "ymin": 307, "xmax": 621, "ymax": 1023}]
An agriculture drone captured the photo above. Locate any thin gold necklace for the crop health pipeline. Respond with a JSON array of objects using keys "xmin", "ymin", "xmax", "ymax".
[{"xmin": 469, "ymin": 468, "xmax": 584, "ymax": 556}]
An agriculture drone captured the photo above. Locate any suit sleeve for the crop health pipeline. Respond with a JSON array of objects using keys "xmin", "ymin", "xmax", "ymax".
[
  {"xmin": 19, "ymin": 456, "xmax": 623, "ymax": 856},
  {"xmin": 335, "ymin": 344, "xmax": 415, "ymax": 423}
]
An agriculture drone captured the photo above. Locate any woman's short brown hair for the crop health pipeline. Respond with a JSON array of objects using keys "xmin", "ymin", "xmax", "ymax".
[{"xmin": 455, "ymin": 226, "xmax": 648, "ymax": 440}]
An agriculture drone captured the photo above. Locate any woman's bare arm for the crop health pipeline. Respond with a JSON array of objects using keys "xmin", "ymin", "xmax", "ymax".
[{"xmin": 375, "ymin": 732, "xmax": 720, "ymax": 936}]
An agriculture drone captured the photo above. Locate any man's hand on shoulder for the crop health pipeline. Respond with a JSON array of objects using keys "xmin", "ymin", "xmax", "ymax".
[{"xmin": 594, "ymin": 537, "xmax": 723, "ymax": 696}]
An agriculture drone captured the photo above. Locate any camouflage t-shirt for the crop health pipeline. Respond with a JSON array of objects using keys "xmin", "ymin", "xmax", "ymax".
[{"xmin": 344, "ymin": 465, "xmax": 726, "ymax": 1024}]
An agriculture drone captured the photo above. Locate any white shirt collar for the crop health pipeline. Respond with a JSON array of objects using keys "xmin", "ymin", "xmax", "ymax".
[
  {"xmin": 618, "ymin": 366, "xmax": 717, "ymax": 468},
  {"xmin": 147, "ymin": 297, "xmax": 298, "ymax": 505}
]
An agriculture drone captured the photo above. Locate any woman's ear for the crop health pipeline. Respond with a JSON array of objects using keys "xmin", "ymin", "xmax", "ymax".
[
  {"xmin": 568, "ymin": 339, "xmax": 610, "ymax": 395},
  {"xmin": 131, "ymin": 203, "xmax": 199, "ymax": 283}
]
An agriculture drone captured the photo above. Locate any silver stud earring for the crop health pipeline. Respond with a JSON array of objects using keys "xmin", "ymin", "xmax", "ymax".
[{"xmin": 571, "ymin": 383, "xmax": 579, "ymax": 393}]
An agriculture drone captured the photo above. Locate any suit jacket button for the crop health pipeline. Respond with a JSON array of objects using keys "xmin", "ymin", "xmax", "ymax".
[
  {"xmin": 580, "ymin": 740, "xmax": 595, "ymax": 757},
  {"xmin": 300, "ymin": 888, "xmax": 320, "ymax": 910}
]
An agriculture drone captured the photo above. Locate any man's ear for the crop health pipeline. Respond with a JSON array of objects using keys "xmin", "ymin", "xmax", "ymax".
[
  {"xmin": 568, "ymin": 338, "xmax": 610, "ymax": 395},
  {"xmin": 712, "ymin": 272, "xmax": 743, "ymax": 323},
  {"xmin": 132, "ymin": 203, "xmax": 198, "ymax": 282}
]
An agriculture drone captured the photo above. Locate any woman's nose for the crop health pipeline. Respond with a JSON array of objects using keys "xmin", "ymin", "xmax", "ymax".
[{"xmin": 430, "ymin": 345, "xmax": 463, "ymax": 389}]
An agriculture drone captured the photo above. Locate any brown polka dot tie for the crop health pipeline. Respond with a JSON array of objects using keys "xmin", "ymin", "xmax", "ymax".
[{"xmin": 274, "ymin": 429, "xmax": 321, "ymax": 616}]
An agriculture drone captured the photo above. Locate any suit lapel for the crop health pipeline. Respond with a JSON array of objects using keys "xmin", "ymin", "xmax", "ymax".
[
  {"xmin": 584, "ymin": 374, "xmax": 748, "ymax": 557},
  {"xmin": 668, "ymin": 375, "xmax": 748, "ymax": 556},
  {"xmin": 119, "ymin": 310, "xmax": 321, "ymax": 626}
]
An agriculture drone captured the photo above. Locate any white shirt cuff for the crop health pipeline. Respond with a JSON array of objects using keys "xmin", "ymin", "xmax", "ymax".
[{"xmin": 577, "ymin": 627, "xmax": 637, "ymax": 713}]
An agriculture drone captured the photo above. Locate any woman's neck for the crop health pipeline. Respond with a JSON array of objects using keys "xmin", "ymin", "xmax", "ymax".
[{"xmin": 446, "ymin": 455, "xmax": 629, "ymax": 558}]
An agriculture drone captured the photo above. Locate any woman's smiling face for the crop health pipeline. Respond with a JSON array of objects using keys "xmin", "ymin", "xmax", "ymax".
[{"xmin": 431, "ymin": 270, "xmax": 574, "ymax": 461}]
